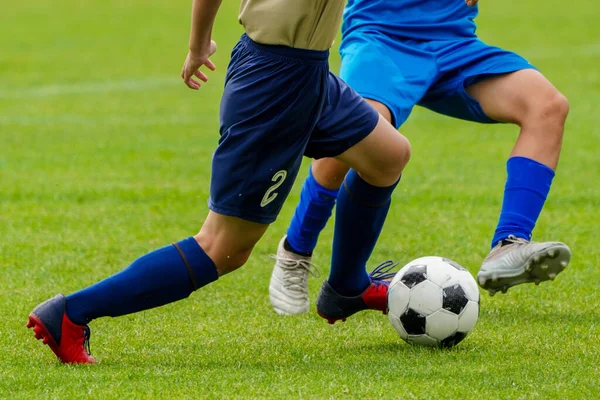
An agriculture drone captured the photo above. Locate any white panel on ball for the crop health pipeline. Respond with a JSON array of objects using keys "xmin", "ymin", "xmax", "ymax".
[
  {"xmin": 426, "ymin": 309, "xmax": 459, "ymax": 341},
  {"xmin": 408, "ymin": 280, "xmax": 443, "ymax": 315},
  {"xmin": 387, "ymin": 281, "xmax": 410, "ymax": 316},
  {"xmin": 402, "ymin": 256, "xmax": 443, "ymax": 270},
  {"xmin": 457, "ymin": 300, "xmax": 479, "ymax": 333},
  {"xmin": 388, "ymin": 312, "xmax": 409, "ymax": 340},
  {"xmin": 422, "ymin": 260, "xmax": 454, "ymax": 288},
  {"xmin": 407, "ymin": 334, "xmax": 439, "ymax": 347}
]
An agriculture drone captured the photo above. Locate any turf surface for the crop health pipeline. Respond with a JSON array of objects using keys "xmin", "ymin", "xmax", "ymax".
[{"xmin": 1, "ymin": 0, "xmax": 599, "ymax": 398}]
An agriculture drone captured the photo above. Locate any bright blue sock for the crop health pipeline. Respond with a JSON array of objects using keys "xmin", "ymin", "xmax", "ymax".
[
  {"xmin": 65, "ymin": 237, "xmax": 218, "ymax": 325},
  {"xmin": 329, "ymin": 169, "xmax": 400, "ymax": 296},
  {"xmin": 286, "ymin": 166, "xmax": 339, "ymax": 254},
  {"xmin": 491, "ymin": 156, "xmax": 555, "ymax": 248}
]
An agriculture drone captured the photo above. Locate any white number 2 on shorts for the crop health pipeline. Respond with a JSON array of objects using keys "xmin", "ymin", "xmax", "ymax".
[{"xmin": 260, "ymin": 170, "xmax": 287, "ymax": 208}]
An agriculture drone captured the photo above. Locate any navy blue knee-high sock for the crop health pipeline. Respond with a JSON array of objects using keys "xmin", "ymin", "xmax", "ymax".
[
  {"xmin": 286, "ymin": 166, "xmax": 339, "ymax": 254},
  {"xmin": 491, "ymin": 156, "xmax": 555, "ymax": 248},
  {"xmin": 65, "ymin": 237, "xmax": 218, "ymax": 325},
  {"xmin": 329, "ymin": 169, "xmax": 400, "ymax": 296}
]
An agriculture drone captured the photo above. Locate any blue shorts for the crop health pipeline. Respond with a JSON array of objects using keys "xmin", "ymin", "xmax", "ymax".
[
  {"xmin": 339, "ymin": 30, "xmax": 536, "ymax": 128},
  {"xmin": 209, "ymin": 35, "xmax": 379, "ymax": 224}
]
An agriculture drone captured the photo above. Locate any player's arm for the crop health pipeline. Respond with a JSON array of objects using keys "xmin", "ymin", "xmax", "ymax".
[
  {"xmin": 465, "ymin": 0, "xmax": 479, "ymax": 6},
  {"xmin": 181, "ymin": 0, "xmax": 222, "ymax": 90}
]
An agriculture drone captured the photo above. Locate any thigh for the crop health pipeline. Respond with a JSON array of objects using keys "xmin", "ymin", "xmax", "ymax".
[
  {"xmin": 306, "ymin": 72, "xmax": 380, "ymax": 160},
  {"xmin": 334, "ymin": 114, "xmax": 410, "ymax": 187},
  {"xmin": 339, "ymin": 30, "xmax": 438, "ymax": 128},
  {"xmin": 309, "ymin": 98, "xmax": 394, "ymax": 191},
  {"xmin": 419, "ymin": 39, "xmax": 537, "ymax": 123},
  {"xmin": 212, "ymin": 39, "xmax": 326, "ymax": 225},
  {"xmin": 466, "ymin": 69, "xmax": 563, "ymax": 124},
  {"xmin": 310, "ymin": 72, "xmax": 410, "ymax": 186}
]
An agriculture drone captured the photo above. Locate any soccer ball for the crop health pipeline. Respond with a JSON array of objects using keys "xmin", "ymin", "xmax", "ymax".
[{"xmin": 388, "ymin": 256, "xmax": 479, "ymax": 347}]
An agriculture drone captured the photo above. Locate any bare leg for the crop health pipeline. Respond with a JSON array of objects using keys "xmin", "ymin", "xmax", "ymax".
[
  {"xmin": 315, "ymin": 110, "xmax": 410, "ymax": 320},
  {"xmin": 195, "ymin": 211, "xmax": 269, "ymax": 276},
  {"xmin": 467, "ymin": 69, "xmax": 568, "ymax": 170},
  {"xmin": 470, "ymin": 69, "xmax": 572, "ymax": 294},
  {"xmin": 270, "ymin": 100, "xmax": 403, "ymax": 315},
  {"xmin": 335, "ymin": 113, "xmax": 410, "ymax": 186},
  {"xmin": 311, "ymin": 99, "xmax": 395, "ymax": 189}
]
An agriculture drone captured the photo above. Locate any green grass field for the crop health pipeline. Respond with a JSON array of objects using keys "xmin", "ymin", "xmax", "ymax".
[{"xmin": 1, "ymin": 0, "xmax": 599, "ymax": 398}]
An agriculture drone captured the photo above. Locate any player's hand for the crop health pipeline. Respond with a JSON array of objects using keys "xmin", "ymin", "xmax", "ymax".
[
  {"xmin": 181, "ymin": 40, "xmax": 217, "ymax": 90},
  {"xmin": 465, "ymin": 0, "xmax": 478, "ymax": 6}
]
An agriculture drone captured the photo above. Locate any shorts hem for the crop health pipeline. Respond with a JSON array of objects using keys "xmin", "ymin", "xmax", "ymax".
[
  {"xmin": 309, "ymin": 106, "xmax": 380, "ymax": 159},
  {"xmin": 464, "ymin": 64, "xmax": 538, "ymax": 86},
  {"xmin": 459, "ymin": 65, "xmax": 538, "ymax": 124},
  {"xmin": 354, "ymin": 92, "xmax": 403, "ymax": 129},
  {"xmin": 207, "ymin": 202, "xmax": 276, "ymax": 225}
]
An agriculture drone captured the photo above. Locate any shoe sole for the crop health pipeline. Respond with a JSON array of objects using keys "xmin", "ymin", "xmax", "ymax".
[
  {"xmin": 27, "ymin": 313, "xmax": 67, "ymax": 363},
  {"xmin": 271, "ymin": 299, "xmax": 309, "ymax": 316},
  {"xmin": 317, "ymin": 309, "xmax": 387, "ymax": 325},
  {"xmin": 27, "ymin": 314, "xmax": 96, "ymax": 364},
  {"xmin": 317, "ymin": 311, "xmax": 347, "ymax": 325},
  {"xmin": 477, "ymin": 244, "xmax": 571, "ymax": 296},
  {"xmin": 269, "ymin": 277, "xmax": 310, "ymax": 316}
]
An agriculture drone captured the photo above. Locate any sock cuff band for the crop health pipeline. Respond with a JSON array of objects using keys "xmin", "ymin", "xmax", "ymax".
[
  {"xmin": 172, "ymin": 241, "xmax": 198, "ymax": 290},
  {"xmin": 507, "ymin": 156, "xmax": 555, "ymax": 179},
  {"xmin": 343, "ymin": 169, "xmax": 400, "ymax": 207},
  {"xmin": 173, "ymin": 237, "xmax": 218, "ymax": 290}
]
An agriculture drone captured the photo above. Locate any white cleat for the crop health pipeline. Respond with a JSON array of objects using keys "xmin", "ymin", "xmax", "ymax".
[
  {"xmin": 477, "ymin": 235, "xmax": 571, "ymax": 295},
  {"xmin": 269, "ymin": 236, "xmax": 320, "ymax": 316}
]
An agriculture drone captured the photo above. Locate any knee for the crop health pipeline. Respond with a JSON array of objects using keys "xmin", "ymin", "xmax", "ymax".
[
  {"xmin": 525, "ymin": 90, "xmax": 570, "ymax": 132},
  {"xmin": 398, "ymin": 134, "xmax": 412, "ymax": 169},
  {"xmin": 542, "ymin": 91, "xmax": 569, "ymax": 126},
  {"xmin": 389, "ymin": 134, "xmax": 412, "ymax": 177},
  {"xmin": 194, "ymin": 234, "xmax": 253, "ymax": 276},
  {"xmin": 213, "ymin": 246, "xmax": 253, "ymax": 275},
  {"xmin": 217, "ymin": 249, "xmax": 252, "ymax": 274},
  {"xmin": 312, "ymin": 158, "xmax": 350, "ymax": 190},
  {"xmin": 364, "ymin": 134, "xmax": 411, "ymax": 186}
]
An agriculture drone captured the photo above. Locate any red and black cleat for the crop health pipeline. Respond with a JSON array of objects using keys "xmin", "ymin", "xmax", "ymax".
[
  {"xmin": 316, "ymin": 260, "xmax": 397, "ymax": 324},
  {"xmin": 27, "ymin": 294, "xmax": 95, "ymax": 364}
]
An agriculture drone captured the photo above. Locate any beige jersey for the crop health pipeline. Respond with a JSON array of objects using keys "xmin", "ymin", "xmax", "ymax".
[{"xmin": 239, "ymin": 0, "xmax": 345, "ymax": 51}]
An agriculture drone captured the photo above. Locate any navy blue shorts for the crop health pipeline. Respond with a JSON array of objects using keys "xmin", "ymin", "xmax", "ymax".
[{"xmin": 209, "ymin": 35, "xmax": 379, "ymax": 224}]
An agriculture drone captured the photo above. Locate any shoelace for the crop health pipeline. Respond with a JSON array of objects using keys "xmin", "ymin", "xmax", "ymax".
[
  {"xmin": 506, "ymin": 235, "xmax": 529, "ymax": 244},
  {"xmin": 369, "ymin": 260, "xmax": 399, "ymax": 292},
  {"xmin": 500, "ymin": 234, "xmax": 530, "ymax": 247},
  {"xmin": 369, "ymin": 259, "xmax": 398, "ymax": 281},
  {"xmin": 269, "ymin": 255, "xmax": 320, "ymax": 293},
  {"xmin": 83, "ymin": 326, "xmax": 92, "ymax": 355}
]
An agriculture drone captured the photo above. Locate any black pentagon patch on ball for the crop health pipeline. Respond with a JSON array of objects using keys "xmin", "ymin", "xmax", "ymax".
[
  {"xmin": 442, "ymin": 258, "xmax": 467, "ymax": 271},
  {"xmin": 400, "ymin": 264, "xmax": 427, "ymax": 289},
  {"xmin": 442, "ymin": 284, "xmax": 469, "ymax": 315},
  {"xmin": 440, "ymin": 331, "xmax": 467, "ymax": 348},
  {"xmin": 400, "ymin": 308, "xmax": 426, "ymax": 335}
]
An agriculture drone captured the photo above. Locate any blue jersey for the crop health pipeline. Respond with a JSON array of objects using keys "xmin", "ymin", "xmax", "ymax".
[{"xmin": 342, "ymin": 0, "xmax": 478, "ymax": 40}]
